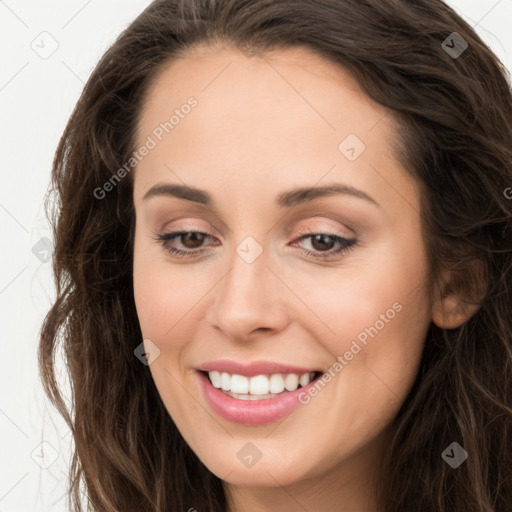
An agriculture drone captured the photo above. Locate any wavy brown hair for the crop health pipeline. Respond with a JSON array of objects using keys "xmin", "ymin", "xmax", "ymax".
[{"xmin": 39, "ymin": 0, "xmax": 512, "ymax": 510}]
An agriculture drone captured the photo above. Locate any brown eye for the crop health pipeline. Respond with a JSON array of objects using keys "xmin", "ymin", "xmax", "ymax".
[
  {"xmin": 292, "ymin": 231, "xmax": 357, "ymax": 260},
  {"xmin": 155, "ymin": 230, "xmax": 216, "ymax": 257},
  {"xmin": 309, "ymin": 234, "xmax": 337, "ymax": 252},
  {"xmin": 179, "ymin": 232, "xmax": 207, "ymax": 249}
]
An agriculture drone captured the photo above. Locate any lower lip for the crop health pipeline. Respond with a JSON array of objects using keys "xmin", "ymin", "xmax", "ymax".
[{"xmin": 197, "ymin": 371, "xmax": 320, "ymax": 425}]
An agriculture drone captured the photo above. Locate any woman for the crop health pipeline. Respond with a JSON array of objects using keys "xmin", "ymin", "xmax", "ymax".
[{"xmin": 39, "ymin": 0, "xmax": 512, "ymax": 510}]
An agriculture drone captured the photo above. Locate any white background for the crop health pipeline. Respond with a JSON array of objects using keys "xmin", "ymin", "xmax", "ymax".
[{"xmin": 1, "ymin": 1, "xmax": 511, "ymax": 510}]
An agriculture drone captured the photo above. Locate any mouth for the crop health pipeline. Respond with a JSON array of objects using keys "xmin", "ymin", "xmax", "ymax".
[
  {"xmin": 197, "ymin": 369, "xmax": 325, "ymax": 425},
  {"xmin": 199, "ymin": 369, "xmax": 324, "ymax": 400}
]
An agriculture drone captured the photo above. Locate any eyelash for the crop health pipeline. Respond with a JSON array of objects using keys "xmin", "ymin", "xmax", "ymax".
[{"xmin": 154, "ymin": 227, "xmax": 356, "ymax": 261}]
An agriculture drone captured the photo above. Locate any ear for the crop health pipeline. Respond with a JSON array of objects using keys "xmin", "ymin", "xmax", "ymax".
[{"xmin": 431, "ymin": 259, "xmax": 487, "ymax": 329}]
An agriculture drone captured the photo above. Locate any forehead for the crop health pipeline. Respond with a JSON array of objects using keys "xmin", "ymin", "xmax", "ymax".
[
  {"xmin": 133, "ymin": 44, "xmax": 416, "ymax": 215},
  {"xmin": 138, "ymin": 43, "xmax": 390, "ymax": 141}
]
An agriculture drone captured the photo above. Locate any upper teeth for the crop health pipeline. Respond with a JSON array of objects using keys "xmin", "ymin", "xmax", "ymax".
[{"xmin": 208, "ymin": 371, "xmax": 316, "ymax": 395}]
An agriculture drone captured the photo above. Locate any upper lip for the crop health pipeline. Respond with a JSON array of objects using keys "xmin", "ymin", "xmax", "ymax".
[{"xmin": 196, "ymin": 359, "xmax": 322, "ymax": 377}]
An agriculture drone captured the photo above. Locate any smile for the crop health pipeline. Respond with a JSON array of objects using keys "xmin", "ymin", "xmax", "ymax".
[
  {"xmin": 196, "ymin": 366, "xmax": 324, "ymax": 425},
  {"xmin": 207, "ymin": 370, "xmax": 319, "ymax": 398}
]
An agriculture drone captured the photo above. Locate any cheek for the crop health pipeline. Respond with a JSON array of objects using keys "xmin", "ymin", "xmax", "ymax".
[
  {"xmin": 132, "ymin": 245, "xmax": 204, "ymax": 415},
  {"xmin": 132, "ymin": 233, "xmax": 206, "ymax": 343},
  {"xmin": 299, "ymin": 233, "xmax": 431, "ymax": 400},
  {"xmin": 294, "ymin": 258, "xmax": 431, "ymax": 456},
  {"xmin": 293, "ymin": 239, "xmax": 430, "ymax": 349}
]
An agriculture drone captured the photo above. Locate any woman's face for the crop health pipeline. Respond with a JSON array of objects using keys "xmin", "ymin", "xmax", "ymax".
[{"xmin": 132, "ymin": 44, "xmax": 433, "ymax": 494}]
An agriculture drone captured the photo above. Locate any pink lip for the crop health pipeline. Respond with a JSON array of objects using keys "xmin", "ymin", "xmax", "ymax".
[
  {"xmin": 196, "ymin": 359, "xmax": 320, "ymax": 377},
  {"xmin": 197, "ymin": 370, "xmax": 321, "ymax": 425}
]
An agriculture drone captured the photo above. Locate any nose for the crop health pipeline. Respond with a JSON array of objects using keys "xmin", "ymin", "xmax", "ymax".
[{"xmin": 205, "ymin": 241, "xmax": 289, "ymax": 341}]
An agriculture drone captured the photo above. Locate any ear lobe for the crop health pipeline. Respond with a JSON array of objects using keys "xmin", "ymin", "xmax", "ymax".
[
  {"xmin": 431, "ymin": 261, "xmax": 487, "ymax": 329},
  {"xmin": 431, "ymin": 292, "xmax": 481, "ymax": 329}
]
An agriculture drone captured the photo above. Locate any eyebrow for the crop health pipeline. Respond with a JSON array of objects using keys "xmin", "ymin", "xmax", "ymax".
[{"xmin": 142, "ymin": 183, "xmax": 380, "ymax": 208}]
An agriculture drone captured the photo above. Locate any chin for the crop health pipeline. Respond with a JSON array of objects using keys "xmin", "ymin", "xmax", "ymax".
[{"xmin": 199, "ymin": 443, "xmax": 317, "ymax": 488}]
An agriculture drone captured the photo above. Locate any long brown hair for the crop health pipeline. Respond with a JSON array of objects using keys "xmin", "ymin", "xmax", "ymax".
[{"xmin": 39, "ymin": 0, "xmax": 512, "ymax": 510}]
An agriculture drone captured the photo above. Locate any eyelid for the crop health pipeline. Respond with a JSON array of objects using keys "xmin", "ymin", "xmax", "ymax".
[
  {"xmin": 160, "ymin": 218, "xmax": 354, "ymax": 241},
  {"xmin": 160, "ymin": 221, "xmax": 216, "ymax": 236},
  {"xmin": 292, "ymin": 220, "xmax": 355, "ymax": 239}
]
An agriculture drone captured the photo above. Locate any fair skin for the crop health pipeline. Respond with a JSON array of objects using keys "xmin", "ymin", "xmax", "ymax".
[{"xmin": 132, "ymin": 44, "xmax": 477, "ymax": 512}]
